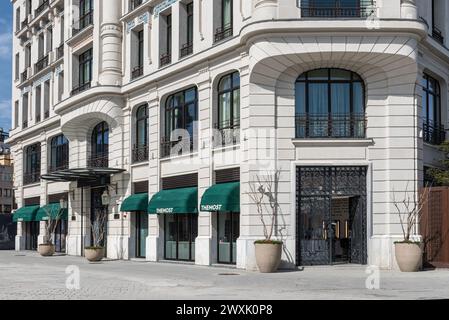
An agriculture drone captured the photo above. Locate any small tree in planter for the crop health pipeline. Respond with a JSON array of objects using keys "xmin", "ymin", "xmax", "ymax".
[
  {"xmin": 392, "ymin": 182, "xmax": 430, "ymax": 272},
  {"xmin": 85, "ymin": 210, "xmax": 108, "ymax": 262},
  {"xmin": 38, "ymin": 204, "xmax": 66, "ymax": 257},
  {"xmin": 247, "ymin": 169, "xmax": 283, "ymax": 273}
]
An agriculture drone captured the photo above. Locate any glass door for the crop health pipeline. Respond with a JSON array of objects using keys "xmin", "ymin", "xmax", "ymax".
[
  {"xmin": 217, "ymin": 212, "xmax": 239, "ymax": 264},
  {"xmin": 135, "ymin": 212, "xmax": 148, "ymax": 258},
  {"xmin": 90, "ymin": 188, "xmax": 108, "ymax": 253},
  {"xmin": 25, "ymin": 221, "xmax": 39, "ymax": 250},
  {"xmin": 53, "ymin": 220, "xmax": 67, "ymax": 253},
  {"xmin": 164, "ymin": 214, "xmax": 197, "ymax": 261}
]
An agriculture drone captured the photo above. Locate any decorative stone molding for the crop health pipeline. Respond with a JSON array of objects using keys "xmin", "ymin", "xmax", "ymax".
[{"xmin": 154, "ymin": 0, "xmax": 178, "ymax": 17}]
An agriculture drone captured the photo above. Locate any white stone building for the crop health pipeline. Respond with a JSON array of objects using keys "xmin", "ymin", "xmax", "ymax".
[{"xmin": 7, "ymin": 0, "xmax": 449, "ymax": 270}]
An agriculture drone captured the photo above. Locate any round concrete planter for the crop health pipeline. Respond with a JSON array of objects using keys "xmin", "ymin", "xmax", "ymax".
[
  {"xmin": 254, "ymin": 242, "xmax": 283, "ymax": 273},
  {"xmin": 38, "ymin": 244, "xmax": 55, "ymax": 257},
  {"xmin": 395, "ymin": 242, "xmax": 423, "ymax": 272},
  {"xmin": 85, "ymin": 247, "xmax": 105, "ymax": 262}
]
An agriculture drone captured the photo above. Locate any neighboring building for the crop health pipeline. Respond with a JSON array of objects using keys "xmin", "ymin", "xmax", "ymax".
[{"xmin": 7, "ymin": 0, "xmax": 449, "ymax": 269}]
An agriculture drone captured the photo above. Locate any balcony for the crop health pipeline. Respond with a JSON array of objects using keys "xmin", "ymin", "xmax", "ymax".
[
  {"xmin": 21, "ymin": 20, "xmax": 28, "ymax": 30},
  {"xmin": 180, "ymin": 42, "xmax": 193, "ymax": 58},
  {"xmin": 129, "ymin": 0, "xmax": 144, "ymax": 11},
  {"xmin": 213, "ymin": 120, "xmax": 240, "ymax": 148},
  {"xmin": 88, "ymin": 151, "xmax": 109, "ymax": 168},
  {"xmin": 35, "ymin": 0, "xmax": 49, "ymax": 17},
  {"xmin": 131, "ymin": 65, "xmax": 143, "ymax": 80},
  {"xmin": 160, "ymin": 53, "xmax": 171, "ymax": 67},
  {"xmin": 160, "ymin": 136, "xmax": 194, "ymax": 159},
  {"xmin": 300, "ymin": 1, "xmax": 375, "ymax": 18},
  {"xmin": 295, "ymin": 113, "xmax": 366, "ymax": 139},
  {"xmin": 56, "ymin": 44, "xmax": 64, "ymax": 60},
  {"xmin": 21, "ymin": 69, "xmax": 29, "ymax": 83},
  {"xmin": 214, "ymin": 25, "xmax": 233, "ymax": 43},
  {"xmin": 423, "ymin": 122, "xmax": 446, "ymax": 145},
  {"xmin": 132, "ymin": 145, "xmax": 149, "ymax": 163},
  {"xmin": 34, "ymin": 54, "xmax": 49, "ymax": 74},
  {"xmin": 71, "ymin": 82, "xmax": 91, "ymax": 96},
  {"xmin": 72, "ymin": 11, "xmax": 94, "ymax": 37},
  {"xmin": 23, "ymin": 172, "xmax": 40, "ymax": 185},
  {"xmin": 432, "ymin": 27, "xmax": 444, "ymax": 45}
]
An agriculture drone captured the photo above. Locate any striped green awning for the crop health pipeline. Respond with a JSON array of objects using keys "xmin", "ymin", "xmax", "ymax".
[
  {"xmin": 12, "ymin": 205, "xmax": 40, "ymax": 222},
  {"xmin": 200, "ymin": 182, "xmax": 240, "ymax": 212},
  {"xmin": 36, "ymin": 203, "xmax": 68, "ymax": 221},
  {"xmin": 148, "ymin": 187, "xmax": 198, "ymax": 214},
  {"xmin": 120, "ymin": 193, "xmax": 148, "ymax": 212}
]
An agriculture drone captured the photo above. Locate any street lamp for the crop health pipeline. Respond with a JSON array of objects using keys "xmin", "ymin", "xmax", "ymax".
[{"xmin": 101, "ymin": 190, "xmax": 110, "ymax": 206}]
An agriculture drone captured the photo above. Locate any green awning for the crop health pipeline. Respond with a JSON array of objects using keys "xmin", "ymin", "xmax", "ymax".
[
  {"xmin": 148, "ymin": 187, "xmax": 198, "ymax": 214},
  {"xmin": 36, "ymin": 203, "xmax": 68, "ymax": 221},
  {"xmin": 12, "ymin": 205, "xmax": 40, "ymax": 222},
  {"xmin": 200, "ymin": 182, "xmax": 240, "ymax": 212},
  {"xmin": 120, "ymin": 193, "xmax": 148, "ymax": 212}
]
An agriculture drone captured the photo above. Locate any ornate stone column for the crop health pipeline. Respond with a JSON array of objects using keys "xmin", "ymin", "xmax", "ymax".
[
  {"xmin": 401, "ymin": 0, "xmax": 417, "ymax": 19},
  {"xmin": 252, "ymin": 0, "xmax": 278, "ymax": 21}
]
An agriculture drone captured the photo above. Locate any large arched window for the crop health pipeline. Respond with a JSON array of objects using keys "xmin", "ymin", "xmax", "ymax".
[
  {"xmin": 295, "ymin": 68, "xmax": 365, "ymax": 138},
  {"xmin": 49, "ymin": 135, "xmax": 69, "ymax": 172},
  {"xmin": 162, "ymin": 87, "xmax": 198, "ymax": 158},
  {"xmin": 90, "ymin": 121, "xmax": 109, "ymax": 167},
  {"xmin": 422, "ymin": 74, "xmax": 445, "ymax": 145},
  {"xmin": 133, "ymin": 104, "xmax": 149, "ymax": 163},
  {"xmin": 215, "ymin": 71, "xmax": 240, "ymax": 147},
  {"xmin": 24, "ymin": 143, "xmax": 41, "ymax": 185}
]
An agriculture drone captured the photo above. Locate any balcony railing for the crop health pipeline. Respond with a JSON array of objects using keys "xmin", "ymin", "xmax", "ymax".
[
  {"xmin": 432, "ymin": 27, "xmax": 444, "ymax": 45},
  {"xmin": 35, "ymin": 54, "xmax": 49, "ymax": 73},
  {"xmin": 57, "ymin": 44, "xmax": 64, "ymax": 59},
  {"xmin": 301, "ymin": 1, "xmax": 375, "ymax": 18},
  {"xmin": 129, "ymin": 0, "xmax": 144, "ymax": 11},
  {"xmin": 35, "ymin": 0, "xmax": 49, "ymax": 17},
  {"xmin": 72, "ymin": 11, "xmax": 94, "ymax": 36},
  {"xmin": 88, "ymin": 151, "xmax": 109, "ymax": 168},
  {"xmin": 23, "ymin": 172, "xmax": 40, "ymax": 185},
  {"xmin": 214, "ymin": 25, "xmax": 233, "ymax": 43},
  {"xmin": 295, "ymin": 113, "xmax": 366, "ymax": 139},
  {"xmin": 160, "ymin": 53, "xmax": 171, "ymax": 67},
  {"xmin": 160, "ymin": 136, "xmax": 194, "ymax": 158},
  {"xmin": 132, "ymin": 145, "xmax": 149, "ymax": 163},
  {"xmin": 131, "ymin": 65, "xmax": 143, "ymax": 79},
  {"xmin": 48, "ymin": 161, "xmax": 69, "ymax": 173},
  {"xmin": 423, "ymin": 122, "xmax": 446, "ymax": 145},
  {"xmin": 71, "ymin": 82, "xmax": 91, "ymax": 96},
  {"xmin": 213, "ymin": 120, "xmax": 240, "ymax": 148},
  {"xmin": 44, "ymin": 110, "xmax": 49, "ymax": 119},
  {"xmin": 36, "ymin": 114, "xmax": 41, "ymax": 123},
  {"xmin": 180, "ymin": 42, "xmax": 193, "ymax": 58},
  {"xmin": 21, "ymin": 20, "xmax": 28, "ymax": 30},
  {"xmin": 21, "ymin": 70, "xmax": 29, "ymax": 82},
  {"xmin": 23, "ymin": 120, "xmax": 28, "ymax": 128}
]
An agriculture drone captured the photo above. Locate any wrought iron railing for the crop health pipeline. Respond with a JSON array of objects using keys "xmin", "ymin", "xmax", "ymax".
[
  {"xmin": 71, "ymin": 82, "xmax": 91, "ymax": 96},
  {"xmin": 88, "ymin": 151, "xmax": 109, "ymax": 168},
  {"xmin": 35, "ymin": 0, "xmax": 49, "ymax": 17},
  {"xmin": 301, "ymin": 1, "xmax": 375, "ymax": 18},
  {"xmin": 131, "ymin": 65, "xmax": 143, "ymax": 79},
  {"xmin": 48, "ymin": 160, "xmax": 69, "ymax": 173},
  {"xmin": 23, "ymin": 172, "xmax": 40, "ymax": 185},
  {"xmin": 72, "ymin": 11, "xmax": 94, "ymax": 36},
  {"xmin": 44, "ymin": 110, "xmax": 49, "ymax": 119},
  {"xmin": 23, "ymin": 120, "xmax": 28, "ymax": 128},
  {"xmin": 295, "ymin": 113, "xmax": 366, "ymax": 139},
  {"xmin": 36, "ymin": 114, "xmax": 41, "ymax": 123},
  {"xmin": 213, "ymin": 119, "xmax": 240, "ymax": 148},
  {"xmin": 21, "ymin": 20, "xmax": 28, "ymax": 30},
  {"xmin": 129, "ymin": 0, "xmax": 143, "ymax": 11},
  {"xmin": 432, "ymin": 27, "xmax": 444, "ymax": 44},
  {"xmin": 423, "ymin": 122, "xmax": 446, "ymax": 145},
  {"xmin": 160, "ymin": 53, "xmax": 171, "ymax": 67},
  {"xmin": 160, "ymin": 136, "xmax": 194, "ymax": 158},
  {"xmin": 180, "ymin": 42, "xmax": 193, "ymax": 58},
  {"xmin": 132, "ymin": 145, "xmax": 149, "ymax": 163},
  {"xmin": 21, "ymin": 70, "xmax": 29, "ymax": 83},
  {"xmin": 214, "ymin": 25, "xmax": 233, "ymax": 43},
  {"xmin": 57, "ymin": 44, "xmax": 64, "ymax": 59},
  {"xmin": 35, "ymin": 54, "xmax": 49, "ymax": 73}
]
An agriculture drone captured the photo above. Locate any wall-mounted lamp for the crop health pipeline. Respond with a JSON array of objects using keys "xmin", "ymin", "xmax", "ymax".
[
  {"xmin": 101, "ymin": 190, "xmax": 111, "ymax": 206},
  {"xmin": 69, "ymin": 189, "xmax": 75, "ymax": 201},
  {"xmin": 59, "ymin": 197, "xmax": 68, "ymax": 210}
]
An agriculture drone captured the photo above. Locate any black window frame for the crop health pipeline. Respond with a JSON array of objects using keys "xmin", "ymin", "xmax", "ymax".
[
  {"xmin": 217, "ymin": 71, "xmax": 240, "ymax": 130},
  {"xmin": 49, "ymin": 134, "xmax": 69, "ymax": 172},
  {"xmin": 164, "ymin": 213, "xmax": 198, "ymax": 262},
  {"xmin": 90, "ymin": 121, "xmax": 109, "ymax": 168},
  {"xmin": 422, "ymin": 73, "xmax": 445, "ymax": 145},
  {"xmin": 217, "ymin": 212, "xmax": 240, "ymax": 264},
  {"xmin": 180, "ymin": 2, "xmax": 194, "ymax": 58},
  {"xmin": 133, "ymin": 104, "xmax": 149, "ymax": 163},
  {"xmin": 24, "ymin": 143, "xmax": 41, "ymax": 185}
]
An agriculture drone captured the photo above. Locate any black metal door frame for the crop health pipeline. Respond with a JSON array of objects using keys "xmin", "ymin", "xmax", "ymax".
[
  {"xmin": 296, "ymin": 166, "xmax": 367, "ymax": 266},
  {"xmin": 90, "ymin": 187, "xmax": 108, "ymax": 255}
]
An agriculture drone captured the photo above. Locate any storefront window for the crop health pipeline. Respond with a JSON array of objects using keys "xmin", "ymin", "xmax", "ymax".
[
  {"xmin": 164, "ymin": 214, "xmax": 198, "ymax": 261},
  {"xmin": 217, "ymin": 212, "xmax": 239, "ymax": 264}
]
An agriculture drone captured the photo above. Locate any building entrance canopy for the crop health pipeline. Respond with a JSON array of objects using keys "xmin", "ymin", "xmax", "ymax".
[{"xmin": 41, "ymin": 168, "xmax": 125, "ymax": 186}]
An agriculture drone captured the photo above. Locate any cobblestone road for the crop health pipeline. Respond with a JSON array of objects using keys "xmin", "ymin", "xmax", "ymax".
[{"xmin": 1, "ymin": 251, "xmax": 448, "ymax": 300}]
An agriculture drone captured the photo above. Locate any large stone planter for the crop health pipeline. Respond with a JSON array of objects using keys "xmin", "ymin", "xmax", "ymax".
[
  {"xmin": 254, "ymin": 242, "xmax": 283, "ymax": 273},
  {"xmin": 38, "ymin": 244, "xmax": 55, "ymax": 256},
  {"xmin": 85, "ymin": 247, "xmax": 105, "ymax": 262},
  {"xmin": 395, "ymin": 242, "xmax": 423, "ymax": 272}
]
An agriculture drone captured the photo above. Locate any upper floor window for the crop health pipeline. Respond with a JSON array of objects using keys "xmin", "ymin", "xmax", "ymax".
[
  {"xmin": 129, "ymin": 0, "xmax": 143, "ymax": 11},
  {"xmin": 301, "ymin": 0, "xmax": 374, "ymax": 18},
  {"xmin": 133, "ymin": 104, "xmax": 149, "ymax": 163},
  {"xmin": 26, "ymin": 0, "xmax": 32, "ymax": 16},
  {"xmin": 160, "ymin": 14, "xmax": 172, "ymax": 67},
  {"xmin": 49, "ymin": 135, "xmax": 69, "ymax": 172},
  {"xmin": 431, "ymin": 0, "xmax": 445, "ymax": 44},
  {"xmin": 214, "ymin": 72, "xmax": 240, "ymax": 147},
  {"xmin": 131, "ymin": 29, "xmax": 144, "ymax": 79},
  {"xmin": 295, "ymin": 68, "xmax": 365, "ymax": 139},
  {"xmin": 72, "ymin": 48, "xmax": 92, "ymax": 95},
  {"xmin": 73, "ymin": 0, "xmax": 93, "ymax": 35},
  {"xmin": 89, "ymin": 121, "xmax": 109, "ymax": 168},
  {"xmin": 180, "ymin": 2, "xmax": 194, "ymax": 58},
  {"xmin": 214, "ymin": 0, "xmax": 233, "ymax": 42},
  {"xmin": 22, "ymin": 93, "xmax": 29, "ymax": 128},
  {"xmin": 24, "ymin": 143, "xmax": 41, "ymax": 185},
  {"xmin": 422, "ymin": 74, "xmax": 445, "ymax": 145},
  {"xmin": 162, "ymin": 87, "xmax": 198, "ymax": 158}
]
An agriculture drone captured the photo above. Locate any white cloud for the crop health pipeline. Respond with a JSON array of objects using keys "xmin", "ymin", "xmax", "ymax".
[
  {"xmin": 0, "ymin": 99, "xmax": 12, "ymax": 131},
  {"xmin": 0, "ymin": 32, "xmax": 12, "ymax": 58}
]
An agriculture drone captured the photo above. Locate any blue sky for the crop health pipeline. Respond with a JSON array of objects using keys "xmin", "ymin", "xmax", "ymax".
[{"xmin": 0, "ymin": 1, "xmax": 12, "ymax": 132}]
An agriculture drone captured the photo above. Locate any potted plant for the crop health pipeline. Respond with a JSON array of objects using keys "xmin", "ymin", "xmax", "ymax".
[
  {"xmin": 85, "ymin": 210, "xmax": 107, "ymax": 262},
  {"xmin": 38, "ymin": 200, "xmax": 66, "ymax": 257},
  {"xmin": 247, "ymin": 170, "xmax": 283, "ymax": 273},
  {"xmin": 392, "ymin": 183, "xmax": 430, "ymax": 272}
]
